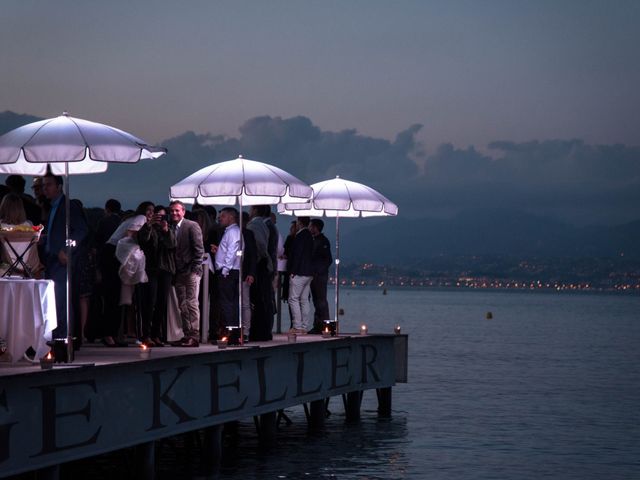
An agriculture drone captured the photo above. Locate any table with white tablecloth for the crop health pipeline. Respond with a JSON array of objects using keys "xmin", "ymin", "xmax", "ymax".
[{"xmin": 0, "ymin": 278, "xmax": 57, "ymax": 363}]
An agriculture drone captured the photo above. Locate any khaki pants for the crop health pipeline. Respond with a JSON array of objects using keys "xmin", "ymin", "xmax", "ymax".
[{"xmin": 174, "ymin": 271, "xmax": 201, "ymax": 340}]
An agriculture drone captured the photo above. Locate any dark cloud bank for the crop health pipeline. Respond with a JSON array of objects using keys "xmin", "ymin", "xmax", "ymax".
[{"xmin": 2, "ymin": 111, "xmax": 639, "ymax": 260}]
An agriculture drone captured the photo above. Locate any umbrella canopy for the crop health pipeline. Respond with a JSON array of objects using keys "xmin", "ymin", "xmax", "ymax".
[
  {"xmin": 279, "ymin": 175, "xmax": 398, "ymax": 217},
  {"xmin": 0, "ymin": 112, "xmax": 166, "ymax": 175},
  {"xmin": 170, "ymin": 155, "xmax": 312, "ymax": 206},
  {"xmin": 170, "ymin": 155, "xmax": 313, "ymax": 342},
  {"xmin": 0, "ymin": 112, "xmax": 166, "ymax": 359},
  {"xmin": 279, "ymin": 176, "xmax": 398, "ymax": 330}
]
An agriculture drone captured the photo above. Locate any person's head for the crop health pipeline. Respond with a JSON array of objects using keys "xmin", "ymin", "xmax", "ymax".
[
  {"xmin": 203, "ymin": 205, "xmax": 217, "ymax": 223},
  {"xmin": 242, "ymin": 211, "xmax": 250, "ymax": 225},
  {"xmin": 126, "ymin": 215, "xmax": 146, "ymax": 237},
  {"xmin": 297, "ymin": 216, "xmax": 310, "ymax": 230},
  {"xmin": 135, "ymin": 201, "xmax": 155, "ymax": 221},
  {"xmin": 42, "ymin": 174, "xmax": 63, "ymax": 201},
  {"xmin": 31, "ymin": 177, "xmax": 44, "ymax": 199},
  {"xmin": 259, "ymin": 205, "xmax": 271, "ymax": 218},
  {"xmin": 169, "ymin": 200, "xmax": 186, "ymax": 224},
  {"xmin": 309, "ymin": 218, "xmax": 324, "ymax": 236},
  {"xmin": 105, "ymin": 198, "xmax": 121, "ymax": 215},
  {"xmin": 289, "ymin": 220, "xmax": 297, "ymax": 235},
  {"xmin": 218, "ymin": 207, "xmax": 238, "ymax": 227},
  {"xmin": 0, "ymin": 193, "xmax": 27, "ymax": 225},
  {"xmin": 5, "ymin": 175, "xmax": 26, "ymax": 194}
]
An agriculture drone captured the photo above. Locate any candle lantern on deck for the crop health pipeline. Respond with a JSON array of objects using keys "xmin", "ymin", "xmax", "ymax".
[
  {"xmin": 323, "ymin": 320, "xmax": 337, "ymax": 337},
  {"xmin": 40, "ymin": 351, "xmax": 54, "ymax": 370},
  {"xmin": 139, "ymin": 344, "xmax": 151, "ymax": 359},
  {"xmin": 217, "ymin": 337, "xmax": 228, "ymax": 349},
  {"xmin": 360, "ymin": 324, "xmax": 368, "ymax": 335}
]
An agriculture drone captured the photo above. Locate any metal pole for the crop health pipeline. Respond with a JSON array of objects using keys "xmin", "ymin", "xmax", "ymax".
[
  {"xmin": 64, "ymin": 163, "xmax": 73, "ymax": 362},
  {"xmin": 238, "ymin": 194, "xmax": 244, "ymax": 344},
  {"xmin": 334, "ymin": 214, "xmax": 340, "ymax": 333}
]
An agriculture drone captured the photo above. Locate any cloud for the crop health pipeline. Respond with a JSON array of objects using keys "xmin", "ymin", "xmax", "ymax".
[{"xmin": 1, "ymin": 112, "xmax": 639, "ymax": 226}]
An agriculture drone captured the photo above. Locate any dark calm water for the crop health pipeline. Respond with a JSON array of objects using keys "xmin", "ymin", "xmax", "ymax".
[{"xmin": 70, "ymin": 288, "xmax": 640, "ymax": 479}]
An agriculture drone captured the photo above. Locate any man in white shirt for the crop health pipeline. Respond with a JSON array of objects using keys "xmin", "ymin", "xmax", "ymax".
[{"xmin": 214, "ymin": 207, "xmax": 241, "ymax": 337}]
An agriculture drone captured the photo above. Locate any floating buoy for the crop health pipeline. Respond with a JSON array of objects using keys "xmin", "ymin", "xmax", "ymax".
[{"xmin": 485, "ymin": 311, "xmax": 493, "ymax": 319}]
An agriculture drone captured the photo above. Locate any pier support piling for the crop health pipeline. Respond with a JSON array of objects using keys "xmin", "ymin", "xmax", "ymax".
[
  {"xmin": 135, "ymin": 441, "xmax": 156, "ymax": 480},
  {"xmin": 345, "ymin": 391, "xmax": 362, "ymax": 423},
  {"xmin": 258, "ymin": 411, "xmax": 278, "ymax": 444},
  {"xmin": 309, "ymin": 399, "xmax": 326, "ymax": 431},
  {"xmin": 376, "ymin": 387, "xmax": 392, "ymax": 418},
  {"xmin": 35, "ymin": 464, "xmax": 59, "ymax": 480},
  {"xmin": 202, "ymin": 425, "xmax": 223, "ymax": 476}
]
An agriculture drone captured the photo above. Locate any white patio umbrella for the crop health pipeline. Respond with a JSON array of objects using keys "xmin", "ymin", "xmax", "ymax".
[
  {"xmin": 278, "ymin": 175, "xmax": 398, "ymax": 333},
  {"xmin": 170, "ymin": 155, "xmax": 313, "ymax": 342},
  {"xmin": 0, "ymin": 112, "xmax": 167, "ymax": 359}
]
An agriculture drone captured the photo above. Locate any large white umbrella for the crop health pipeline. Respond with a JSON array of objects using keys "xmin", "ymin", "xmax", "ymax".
[
  {"xmin": 0, "ymin": 112, "xmax": 167, "ymax": 359},
  {"xmin": 279, "ymin": 175, "xmax": 398, "ymax": 332},
  {"xmin": 170, "ymin": 155, "xmax": 313, "ymax": 342}
]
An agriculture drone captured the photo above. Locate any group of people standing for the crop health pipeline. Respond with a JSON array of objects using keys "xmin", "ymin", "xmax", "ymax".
[{"xmin": 0, "ymin": 173, "xmax": 334, "ymax": 351}]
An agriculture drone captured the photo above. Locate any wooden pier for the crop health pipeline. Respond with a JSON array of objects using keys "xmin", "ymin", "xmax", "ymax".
[{"xmin": 0, "ymin": 333, "xmax": 408, "ymax": 478}]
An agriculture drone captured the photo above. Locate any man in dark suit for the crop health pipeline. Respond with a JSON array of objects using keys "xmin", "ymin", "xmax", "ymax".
[
  {"xmin": 169, "ymin": 200, "xmax": 204, "ymax": 347},
  {"xmin": 42, "ymin": 173, "xmax": 89, "ymax": 340},
  {"xmin": 308, "ymin": 218, "xmax": 332, "ymax": 333}
]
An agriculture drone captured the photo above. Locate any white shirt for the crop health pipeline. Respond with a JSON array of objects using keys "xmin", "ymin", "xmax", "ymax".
[{"xmin": 215, "ymin": 223, "xmax": 241, "ymax": 275}]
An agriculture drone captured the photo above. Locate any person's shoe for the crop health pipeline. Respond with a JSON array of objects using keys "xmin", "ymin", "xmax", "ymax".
[
  {"xmin": 288, "ymin": 328, "xmax": 298, "ymax": 334},
  {"xmin": 169, "ymin": 337, "xmax": 187, "ymax": 346},
  {"xmin": 151, "ymin": 337, "xmax": 165, "ymax": 347},
  {"xmin": 141, "ymin": 338, "xmax": 156, "ymax": 348},
  {"xmin": 101, "ymin": 337, "xmax": 117, "ymax": 348},
  {"xmin": 23, "ymin": 347, "xmax": 37, "ymax": 363},
  {"xmin": 178, "ymin": 338, "xmax": 199, "ymax": 347}
]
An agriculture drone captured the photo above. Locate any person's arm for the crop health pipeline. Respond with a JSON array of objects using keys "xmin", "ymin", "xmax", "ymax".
[{"xmin": 190, "ymin": 222, "xmax": 204, "ymax": 274}]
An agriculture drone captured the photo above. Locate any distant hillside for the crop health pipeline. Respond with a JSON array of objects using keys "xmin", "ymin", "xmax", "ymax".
[
  {"xmin": 0, "ymin": 111, "xmax": 42, "ymax": 135},
  {"xmin": 341, "ymin": 210, "xmax": 640, "ymax": 262}
]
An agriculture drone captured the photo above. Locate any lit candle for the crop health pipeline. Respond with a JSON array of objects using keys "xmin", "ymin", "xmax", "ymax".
[
  {"xmin": 322, "ymin": 327, "xmax": 331, "ymax": 338},
  {"xmin": 394, "ymin": 325, "xmax": 401, "ymax": 335},
  {"xmin": 40, "ymin": 351, "xmax": 54, "ymax": 370},
  {"xmin": 139, "ymin": 343, "xmax": 151, "ymax": 359},
  {"xmin": 360, "ymin": 324, "xmax": 368, "ymax": 335},
  {"xmin": 217, "ymin": 337, "xmax": 228, "ymax": 349}
]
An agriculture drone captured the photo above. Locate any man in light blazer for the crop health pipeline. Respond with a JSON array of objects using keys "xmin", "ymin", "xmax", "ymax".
[{"xmin": 168, "ymin": 200, "xmax": 204, "ymax": 347}]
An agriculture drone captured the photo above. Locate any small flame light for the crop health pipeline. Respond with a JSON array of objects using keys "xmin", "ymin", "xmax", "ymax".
[
  {"xmin": 40, "ymin": 352, "xmax": 54, "ymax": 370},
  {"xmin": 394, "ymin": 325, "xmax": 401, "ymax": 335},
  {"xmin": 139, "ymin": 343, "xmax": 151, "ymax": 359},
  {"xmin": 322, "ymin": 327, "xmax": 331, "ymax": 338},
  {"xmin": 217, "ymin": 337, "xmax": 228, "ymax": 349},
  {"xmin": 360, "ymin": 324, "xmax": 368, "ymax": 335}
]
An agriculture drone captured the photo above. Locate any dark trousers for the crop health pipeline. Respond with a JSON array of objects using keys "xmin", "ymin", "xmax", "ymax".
[
  {"xmin": 139, "ymin": 270, "xmax": 172, "ymax": 339},
  {"xmin": 217, "ymin": 270, "xmax": 239, "ymax": 329},
  {"xmin": 249, "ymin": 260, "xmax": 274, "ymax": 341},
  {"xmin": 47, "ymin": 260, "xmax": 71, "ymax": 339},
  {"xmin": 99, "ymin": 244, "xmax": 122, "ymax": 338},
  {"xmin": 310, "ymin": 273, "xmax": 330, "ymax": 331}
]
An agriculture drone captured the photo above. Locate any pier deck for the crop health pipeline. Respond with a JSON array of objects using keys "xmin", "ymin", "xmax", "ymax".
[{"xmin": 0, "ymin": 333, "xmax": 407, "ymax": 478}]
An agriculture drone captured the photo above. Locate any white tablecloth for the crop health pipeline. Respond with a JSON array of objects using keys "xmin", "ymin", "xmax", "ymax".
[{"xmin": 0, "ymin": 278, "xmax": 57, "ymax": 363}]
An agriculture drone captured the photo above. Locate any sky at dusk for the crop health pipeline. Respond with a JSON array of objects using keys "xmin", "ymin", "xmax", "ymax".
[{"xmin": 1, "ymin": 0, "xmax": 639, "ymax": 225}]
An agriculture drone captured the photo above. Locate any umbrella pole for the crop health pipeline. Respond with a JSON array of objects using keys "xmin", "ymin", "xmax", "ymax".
[
  {"xmin": 334, "ymin": 214, "xmax": 340, "ymax": 334},
  {"xmin": 64, "ymin": 164, "xmax": 73, "ymax": 362},
  {"xmin": 238, "ymin": 196, "xmax": 244, "ymax": 345}
]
